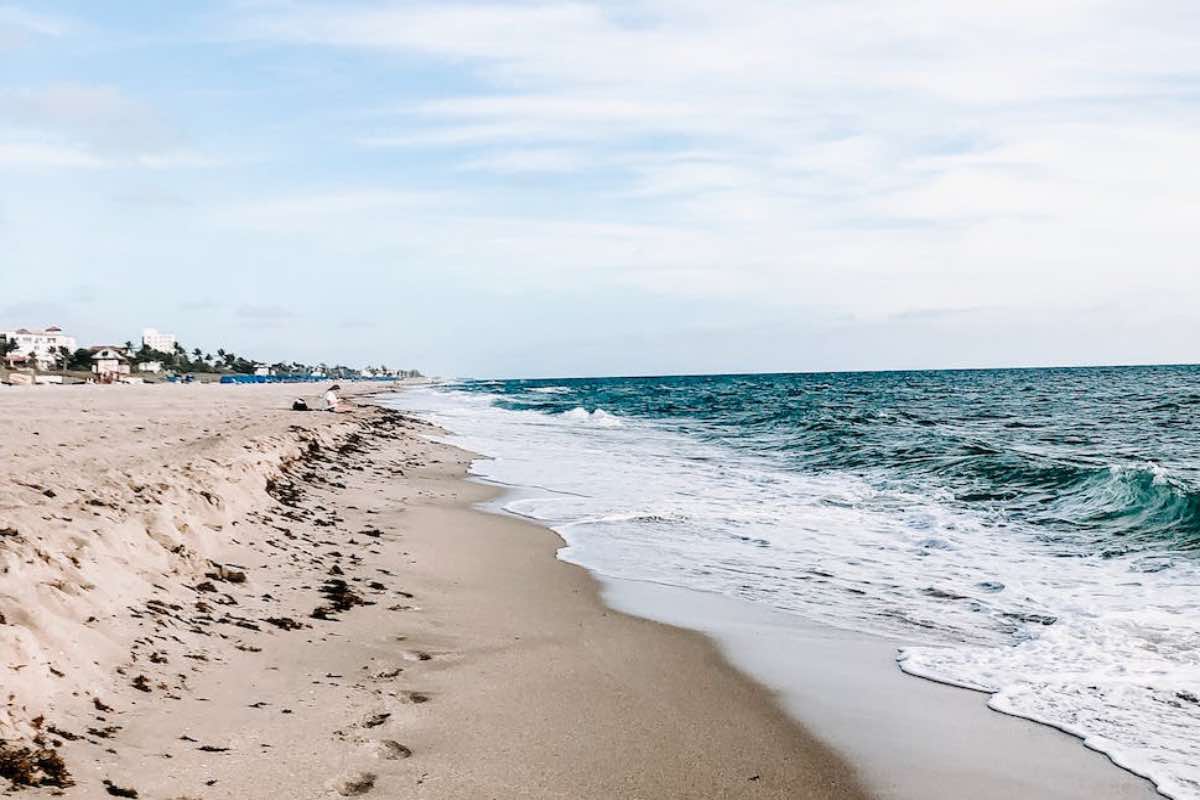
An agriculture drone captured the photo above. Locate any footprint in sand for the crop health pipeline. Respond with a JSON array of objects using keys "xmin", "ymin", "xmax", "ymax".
[
  {"xmin": 400, "ymin": 691, "xmax": 430, "ymax": 704},
  {"xmin": 399, "ymin": 650, "xmax": 433, "ymax": 662},
  {"xmin": 362, "ymin": 712, "xmax": 391, "ymax": 728},
  {"xmin": 336, "ymin": 772, "xmax": 377, "ymax": 796},
  {"xmin": 376, "ymin": 740, "xmax": 412, "ymax": 760}
]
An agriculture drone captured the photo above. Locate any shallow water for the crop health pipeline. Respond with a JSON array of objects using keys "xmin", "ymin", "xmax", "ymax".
[{"xmin": 384, "ymin": 367, "xmax": 1200, "ymax": 799}]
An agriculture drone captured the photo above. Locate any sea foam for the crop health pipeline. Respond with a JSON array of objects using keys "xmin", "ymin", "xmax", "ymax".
[{"xmin": 386, "ymin": 382, "xmax": 1200, "ymax": 799}]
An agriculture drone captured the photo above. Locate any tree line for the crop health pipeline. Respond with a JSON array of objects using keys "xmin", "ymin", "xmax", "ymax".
[{"xmin": 2, "ymin": 336, "xmax": 422, "ymax": 378}]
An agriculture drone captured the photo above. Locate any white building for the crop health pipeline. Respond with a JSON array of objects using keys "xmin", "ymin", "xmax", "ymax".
[
  {"xmin": 90, "ymin": 347, "xmax": 131, "ymax": 380},
  {"xmin": 141, "ymin": 328, "xmax": 177, "ymax": 354},
  {"xmin": 1, "ymin": 326, "xmax": 77, "ymax": 370},
  {"xmin": 137, "ymin": 360, "xmax": 164, "ymax": 374},
  {"xmin": 253, "ymin": 364, "xmax": 272, "ymax": 377}
]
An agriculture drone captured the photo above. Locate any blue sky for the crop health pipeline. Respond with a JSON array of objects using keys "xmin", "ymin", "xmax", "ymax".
[{"xmin": 2, "ymin": 1, "xmax": 1199, "ymax": 377}]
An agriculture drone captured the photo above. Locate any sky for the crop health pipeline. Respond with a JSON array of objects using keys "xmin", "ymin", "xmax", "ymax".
[{"xmin": 2, "ymin": 1, "xmax": 1199, "ymax": 378}]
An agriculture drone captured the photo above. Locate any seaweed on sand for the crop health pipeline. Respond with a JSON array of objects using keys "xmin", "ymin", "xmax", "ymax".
[
  {"xmin": 311, "ymin": 578, "xmax": 374, "ymax": 620},
  {"xmin": 0, "ymin": 741, "xmax": 73, "ymax": 788}
]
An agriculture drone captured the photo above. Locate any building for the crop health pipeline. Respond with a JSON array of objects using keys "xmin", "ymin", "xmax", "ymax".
[
  {"xmin": 253, "ymin": 364, "xmax": 272, "ymax": 377},
  {"xmin": 137, "ymin": 360, "xmax": 164, "ymax": 374},
  {"xmin": 1, "ymin": 326, "xmax": 77, "ymax": 370},
  {"xmin": 90, "ymin": 347, "xmax": 131, "ymax": 380},
  {"xmin": 141, "ymin": 328, "xmax": 177, "ymax": 354}
]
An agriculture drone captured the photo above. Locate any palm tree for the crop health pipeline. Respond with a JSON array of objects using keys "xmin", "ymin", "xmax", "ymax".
[{"xmin": 68, "ymin": 348, "xmax": 91, "ymax": 371}]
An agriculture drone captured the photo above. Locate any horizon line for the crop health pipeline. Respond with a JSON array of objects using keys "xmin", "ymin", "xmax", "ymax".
[{"xmin": 457, "ymin": 359, "xmax": 1200, "ymax": 383}]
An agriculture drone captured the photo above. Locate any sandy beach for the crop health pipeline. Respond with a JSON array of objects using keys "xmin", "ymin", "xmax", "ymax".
[
  {"xmin": 0, "ymin": 383, "xmax": 864, "ymax": 799},
  {"xmin": 9, "ymin": 4, "xmax": 1199, "ymax": 796}
]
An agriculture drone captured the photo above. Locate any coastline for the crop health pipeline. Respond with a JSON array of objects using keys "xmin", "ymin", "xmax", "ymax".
[
  {"xmin": 0, "ymin": 383, "xmax": 866, "ymax": 798},
  {"xmin": 403, "ymin": 392, "xmax": 1165, "ymax": 800},
  {"xmin": 450, "ymin": 477, "xmax": 1161, "ymax": 800}
]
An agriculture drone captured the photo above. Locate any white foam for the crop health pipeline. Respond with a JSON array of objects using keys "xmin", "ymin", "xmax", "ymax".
[
  {"xmin": 562, "ymin": 406, "xmax": 623, "ymax": 427},
  {"xmin": 384, "ymin": 386, "xmax": 1200, "ymax": 799}
]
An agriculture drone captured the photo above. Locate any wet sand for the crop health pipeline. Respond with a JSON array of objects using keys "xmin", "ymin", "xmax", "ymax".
[{"xmin": 599, "ymin": 579, "xmax": 1161, "ymax": 800}]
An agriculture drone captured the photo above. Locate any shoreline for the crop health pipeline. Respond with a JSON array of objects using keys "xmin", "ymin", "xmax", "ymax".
[
  {"xmin": 0, "ymin": 384, "xmax": 867, "ymax": 798},
  {"xmin": 421, "ymin": 413, "xmax": 1164, "ymax": 800},
  {"xmin": 594, "ymin": 577, "xmax": 1162, "ymax": 800}
]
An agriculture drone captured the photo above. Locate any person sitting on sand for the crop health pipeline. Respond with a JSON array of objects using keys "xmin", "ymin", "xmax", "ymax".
[{"xmin": 323, "ymin": 384, "xmax": 342, "ymax": 412}]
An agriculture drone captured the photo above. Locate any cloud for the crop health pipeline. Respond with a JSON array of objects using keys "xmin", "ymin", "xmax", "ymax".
[
  {"xmin": 211, "ymin": 189, "xmax": 454, "ymax": 235},
  {"xmin": 5, "ymin": 1, "xmax": 1199, "ymax": 373},
  {"xmin": 114, "ymin": 187, "xmax": 195, "ymax": 210},
  {"xmin": 0, "ymin": 5, "xmax": 71, "ymax": 48},
  {"xmin": 457, "ymin": 147, "xmax": 585, "ymax": 174},
  {"xmin": 0, "ymin": 84, "xmax": 231, "ymax": 171},
  {"xmin": 0, "ymin": 84, "xmax": 172, "ymax": 152},
  {"xmin": 245, "ymin": 0, "xmax": 1200, "ymax": 295},
  {"xmin": 0, "ymin": 141, "xmax": 109, "ymax": 169},
  {"xmin": 246, "ymin": 2, "xmax": 1200, "ymax": 104}
]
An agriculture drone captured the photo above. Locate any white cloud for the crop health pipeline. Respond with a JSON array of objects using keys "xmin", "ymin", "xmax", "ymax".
[
  {"xmin": 208, "ymin": 189, "xmax": 458, "ymax": 239},
  {"xmin": 0, "ymin": 85, "xmax": 234, "ymax": 171},
  {"xmin": 247, "ymin": 1, "xmax": 1200, "ymax": 101},
  {"xmin": 0, "ymin": 141, "xmax": 109, "ymax": 169},
  {"xmin": 458, "ymin": 147, "xmax": 584, "ymax": 174},
  {"xmin": 0, "ymin": 5, "xmax": 71, "ymax": 46},
  {"xmin": 0, "ymin": 84, "xmax": 175, "ymax": 153},
  {"xmin": 133, "ymin": 150, "xmax": 234, "ymax": 170}
]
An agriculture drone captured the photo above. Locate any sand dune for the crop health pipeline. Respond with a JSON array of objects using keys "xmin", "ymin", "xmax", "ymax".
[{"xmin": 0, "ymin": 386, "xmax": 360, "ymax": 733}]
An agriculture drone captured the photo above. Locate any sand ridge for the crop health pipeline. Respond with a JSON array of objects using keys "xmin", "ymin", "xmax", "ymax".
[{"xmin": 0, "ymin": 384, "xmax": 382, "ymax": 779}]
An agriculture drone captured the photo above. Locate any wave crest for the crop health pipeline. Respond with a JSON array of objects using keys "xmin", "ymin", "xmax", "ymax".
[{"xmin": 562, "ymin": 407, "xmax": 623, "ymax": 428}]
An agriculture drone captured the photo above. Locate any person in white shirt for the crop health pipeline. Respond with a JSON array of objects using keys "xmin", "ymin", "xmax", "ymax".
[{"xmin": 323, "ymin": 384, "xmax": 342, "ymax": 412}]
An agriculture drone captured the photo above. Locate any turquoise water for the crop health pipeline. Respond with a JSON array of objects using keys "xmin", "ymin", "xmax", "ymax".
[
  {"xmin": 474, "ymin": 367, "xmax": 1200, "ymax": 556},
  {"xmin": 391, "ymin": 366, "xmax": 1200, "ymax": 799}
]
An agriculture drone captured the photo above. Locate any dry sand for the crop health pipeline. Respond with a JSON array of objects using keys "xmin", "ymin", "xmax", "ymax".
[{"xmin": 0, "ymin": 383, "xmax": 866, "ymax": 799}]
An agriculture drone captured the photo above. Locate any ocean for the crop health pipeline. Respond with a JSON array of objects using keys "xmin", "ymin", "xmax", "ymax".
[{"xmin": 386, "ymin": 367, "xmax": 1200, "ymax": 799}]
